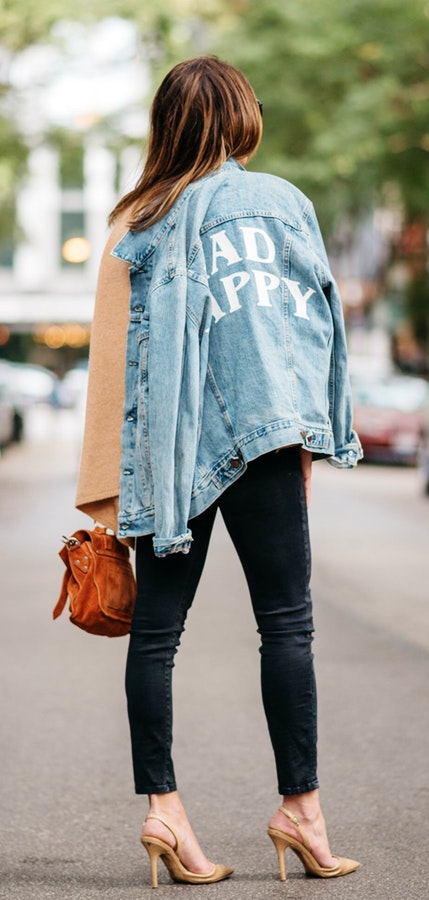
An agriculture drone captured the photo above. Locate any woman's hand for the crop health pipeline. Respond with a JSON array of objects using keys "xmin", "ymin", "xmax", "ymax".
[{"xmin": 300, "ymin": 447, "xmax": 312, "ymax": 507}]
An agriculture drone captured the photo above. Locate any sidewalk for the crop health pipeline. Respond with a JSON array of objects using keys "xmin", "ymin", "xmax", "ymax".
[{"xmin": 0, "ymin": 425, "xmax": 428, "ymax": 899}]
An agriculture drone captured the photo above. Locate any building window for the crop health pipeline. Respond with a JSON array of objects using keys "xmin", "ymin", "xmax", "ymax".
[
  {"xmin": 0, "ymin": 238, "xmax": 14, "ymax": 268},
  {"xmin": 0, "ymin": 204, "xmax": 15, "ymax": 268}
]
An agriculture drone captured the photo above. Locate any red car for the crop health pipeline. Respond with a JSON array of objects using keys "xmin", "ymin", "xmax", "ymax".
[{"xmin": 352, "ymin": 375, "xmax": 429, "ymax": 465}]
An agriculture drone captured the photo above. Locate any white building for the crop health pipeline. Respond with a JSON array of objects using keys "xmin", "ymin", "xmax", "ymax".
[{"xmin": 0, "ymin": 18, "xmax": 148, "ymax": 355}]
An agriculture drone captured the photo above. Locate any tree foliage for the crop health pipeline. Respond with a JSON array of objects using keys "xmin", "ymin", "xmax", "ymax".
[
  {"xmin": 215, "ymin": 0, "xmax": 429, "ymax": 229},
  {"xmin": 0, "ymin": 116, "xmax": 27, "ymax": 241},
  {"xmin": 1, "ymin": 0, "xmax": 429, "ymax": 235},
  {"xmin": 0, "ymin": 0, "xmax": 226, "ymax": 237}
]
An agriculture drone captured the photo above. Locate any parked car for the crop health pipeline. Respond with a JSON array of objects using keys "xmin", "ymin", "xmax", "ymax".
[
  {"xmin": 0, "ymin": 386, "xmax": 17, "ymax": 450},
  {"xmin": 0, "ymin": 360, "xmax": 60, "ymax": 407},
  {"xmin": 58, "ymin": 363, "xmax": 88, "ymax": 408},
  {"xmin": 352, "ymin": 375, "xmax": 429, "ymax": 466},
  {"xmin": 0, "ymin": 359, "xmax": 63, "ymax": 413},
  {"xmin": 418, "ymin": 406, "xmax": 429, "ymax": 493},
  {"xmin": 0, "ymin": 365, "xmax": 26, "ymax": 446}
]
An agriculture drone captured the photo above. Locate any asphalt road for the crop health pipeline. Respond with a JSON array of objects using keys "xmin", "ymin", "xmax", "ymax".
[{"xmin": 1, "ymin": 406, "xmax": 428, "ymax": 900}]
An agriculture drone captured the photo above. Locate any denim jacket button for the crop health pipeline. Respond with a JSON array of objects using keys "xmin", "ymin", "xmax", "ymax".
[
  {"xmin": 230, "ymin": 458, "xmax": 241, "ymax": 469},
  {"xmin": 300, "ymin": 430, "xmax": 306, "ymax": 439}
]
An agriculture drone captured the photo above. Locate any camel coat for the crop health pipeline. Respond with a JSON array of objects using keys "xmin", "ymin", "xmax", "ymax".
[{"xmin": 75, "ymin": 216, "xmax": 130, "ymax": 534}]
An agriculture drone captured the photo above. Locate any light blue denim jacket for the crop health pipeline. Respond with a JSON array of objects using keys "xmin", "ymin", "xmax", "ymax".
[{"xmin": 112, "ymin": 159, "xmax": 362, "ymax": 555}]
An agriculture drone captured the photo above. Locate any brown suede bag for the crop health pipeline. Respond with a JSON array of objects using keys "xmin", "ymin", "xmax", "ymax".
[{"xmin": 53, "ymin": 526, "xmax": 136, "ymax": 637}]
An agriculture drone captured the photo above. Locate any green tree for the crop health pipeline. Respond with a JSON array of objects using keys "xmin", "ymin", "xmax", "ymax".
[
  {"xmin": 3, "ymin": 0, "xmax": 429, "ymax": 229},
  {"xmin": 217, "ymin": 0, "xmax": 429, "ymax": 228},
  {"xmin": 0, "ymin": 115, "xmax": 27, "ymax": 243},
  {"xmin": 0, "ymin": 0, "xmax": 225, "ymax": 237},
  {"xmin": 214, "ymin": 0, "xmax": 429, "ymax": 363}
]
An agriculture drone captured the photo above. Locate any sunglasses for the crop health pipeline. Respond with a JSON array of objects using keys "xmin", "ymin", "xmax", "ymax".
[{"xmin": 257, "ymin": 99, "xmax": 263, "ymax": 118}]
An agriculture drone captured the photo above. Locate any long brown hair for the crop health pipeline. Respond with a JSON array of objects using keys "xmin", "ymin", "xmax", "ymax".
[{"xmin": 109, "ymin": 56, "xmax": 263, "ymax": 231}]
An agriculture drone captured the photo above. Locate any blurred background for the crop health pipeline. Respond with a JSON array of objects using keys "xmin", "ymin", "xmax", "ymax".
[
  {"xmin": 1, "ymin": 0, "xmax": 429, "ymax": 481},
  {"xmin": 1, "ymin": 6, "xmax": 429, "ymax": 898}
]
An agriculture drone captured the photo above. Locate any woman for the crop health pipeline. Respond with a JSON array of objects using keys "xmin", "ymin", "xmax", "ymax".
[{"xmin": 76, "ymin": 56, "xmax": 362, "ymax": 887}]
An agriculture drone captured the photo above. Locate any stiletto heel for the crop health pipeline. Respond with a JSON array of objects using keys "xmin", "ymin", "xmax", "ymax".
[
  {"xmin": 267, "ymin": 807, "xmax": 360, "ymax": 881},
  {"xmin": 268, "ymin": 832, "xmax": 287, "ymax": 881},
  {"xmin": 142, "ymin": 840, "xmax": 164, "ymax": 888},
  {"xmin": 141, "ymin": 813, "xmax": 233, "ymax": 887}
]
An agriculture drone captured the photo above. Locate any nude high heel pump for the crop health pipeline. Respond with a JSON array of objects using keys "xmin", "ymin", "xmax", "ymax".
[
  {"xmin": 141, "ymin": 813, "xmax": 233, "ymax": 888},
  {"xmin": 267, "ymin": 807, "xmax": 360, "ymax": 881}
]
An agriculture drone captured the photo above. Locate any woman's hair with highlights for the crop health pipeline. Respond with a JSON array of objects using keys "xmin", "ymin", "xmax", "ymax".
[{"xmin": 109, "ymin": 56, "xmax": 262, "ymax": 231}]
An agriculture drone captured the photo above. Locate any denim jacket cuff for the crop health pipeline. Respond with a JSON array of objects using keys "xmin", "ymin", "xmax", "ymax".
[
  {"xmin": 152, "ymin": 531, "xmax": 193, "ymax": 558},
  {"xmin": 327, "ymin": 431, "xmax": 364, "ymax": 469}
]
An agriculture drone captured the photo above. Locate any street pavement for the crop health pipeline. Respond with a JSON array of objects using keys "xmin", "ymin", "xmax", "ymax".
[{"xmin": 1, "ymin": 406, "xmax": 429, "ymax": 900}]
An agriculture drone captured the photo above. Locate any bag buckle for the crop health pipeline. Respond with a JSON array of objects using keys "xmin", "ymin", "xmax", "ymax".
[{"xmin": 62, "ymin": 535, "xmax": 81, "ymax": 548}]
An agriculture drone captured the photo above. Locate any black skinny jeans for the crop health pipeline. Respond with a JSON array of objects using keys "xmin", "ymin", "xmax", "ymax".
[{"xmin": 125, "ymin": 447, "xmax": 319, "ymax": 796}]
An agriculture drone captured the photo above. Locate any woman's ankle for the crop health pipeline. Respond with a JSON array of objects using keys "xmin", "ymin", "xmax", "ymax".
[
  {"xmin": 144, "ymin": 793, "xmax": 214, "ymax": 873},
  {"xmin": 148, "ymin": 790, "xmax": 184, "ymax": 816},
  {"xmin": 281, "ymin": 789, "xmax": 322, "ymax": 822}
]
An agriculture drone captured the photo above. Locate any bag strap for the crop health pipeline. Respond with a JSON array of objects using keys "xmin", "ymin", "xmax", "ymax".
[
  {"xmin": 53, "ymin": 569, "xmax": 70, "ymax": 620},
  {"xmin": 53, "ymin": 529, "xmax": 92, "ymax": 620}
]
